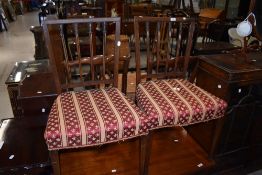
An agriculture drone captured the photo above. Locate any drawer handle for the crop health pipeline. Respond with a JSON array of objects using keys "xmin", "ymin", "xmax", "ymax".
[
  {"xmin": 217, "ymin": 84, "xmax": 222, "ymax": 89},
  {"xmin": 173, "ymin": 139, "xmax": 179, "ymax": 143},
  {"xmin": 42, "ymin": 108, "xmax": 46, "ymax": 113},
  {"xmin": 111, "ymin": 169, "xmax": 117, "ymax": 173}
]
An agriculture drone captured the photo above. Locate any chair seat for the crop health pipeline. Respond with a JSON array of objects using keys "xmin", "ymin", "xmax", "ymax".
[
  {"xmin": 45, "ymin": 87, "xmax": 156, "ymax": 150},
  {"xmin": 136, "ymin": 79, "xmax": 227, "ymax": 128}
]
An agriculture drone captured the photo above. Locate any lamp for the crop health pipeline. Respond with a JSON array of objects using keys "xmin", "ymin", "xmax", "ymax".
[
  {"xmin": 236, "ymin": 12, "xmax": 256, "ymax": 37},
  {"xmin": 235, "ymin": 12, "xmax": 257, "ymax": 63}
]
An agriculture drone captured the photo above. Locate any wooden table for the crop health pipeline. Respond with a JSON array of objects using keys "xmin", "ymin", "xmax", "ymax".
[
  {"xmin": 0, "ymin": 116, "xmax": 51, "ymax": 174},
  {"xmin": 186, "ymin": 52, "xmax": 262, "ymax": 174}
]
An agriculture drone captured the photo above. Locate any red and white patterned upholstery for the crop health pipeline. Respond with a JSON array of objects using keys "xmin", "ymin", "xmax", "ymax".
[
  {"xmin": 136, "ymin": 79, "xmax": 227, "ymax": 128},
  {"xmin": 44, "ymin": 88, "xmax": 157, "ymax": 150}
]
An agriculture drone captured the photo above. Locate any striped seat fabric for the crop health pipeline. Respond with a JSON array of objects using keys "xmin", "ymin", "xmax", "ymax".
[
  {"xmin": 44, "ymin": 87, "xmax": 157, "ymax": 150},
  {"xmin": 136, "ymin": 79, "xmax": 227, "ymax": 128}
]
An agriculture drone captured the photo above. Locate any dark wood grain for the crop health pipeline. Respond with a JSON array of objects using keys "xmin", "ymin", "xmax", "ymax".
[
  {"xmin": 0, "ymin": 116, "xmax": 51, "ymax": 174},
  {"xmin": 148, "ymin": 127, "xmax": 214, "ymax": 175}
]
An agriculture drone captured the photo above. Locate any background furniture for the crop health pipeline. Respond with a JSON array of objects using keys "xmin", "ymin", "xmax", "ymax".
[
  {"xmin": 30, "ymin": 26, "xmax": 48, "ymax": 60},
  {"xmin": 5, "ymin": 59, "xmax": 51, "ymax": 117},
  {"xmin": 187, "ymin": 52, "xmax": 262, "ymax": 173}
]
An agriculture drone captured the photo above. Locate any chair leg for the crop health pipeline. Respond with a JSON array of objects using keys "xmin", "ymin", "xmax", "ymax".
[
  {"xmin": 140, "ymin": 132, "xmax": 152, "ymax": 175},
  {"xmin": 50, "ymin": 150, "xmax": 61, "ymax": 175}
]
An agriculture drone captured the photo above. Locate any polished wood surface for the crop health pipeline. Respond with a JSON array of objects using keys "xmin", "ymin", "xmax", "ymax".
[
  {"xmin": 194, "ymin": 41, "xmax": 240, "ymax": 55},
  {"xmin": 18, "ymin": 72, "xmax": 57, "ymax": 116},
  {"xmin": 5, "ymin": 59, "xmax": 51, "ymax": 117},
  {"xmin": 59, "ymin": 138, "xmax": 140, "ymax": 175},
  {"xmin": 148, "ymin": 127, "xmax": 214, "ymax": 175},
  {"xmin": 46, "ymin": 126, "xmax": 214, "ymax": 175},
  {"xmin": 0, "ymin": 116, "xmax": 51, "ymax": 174}
]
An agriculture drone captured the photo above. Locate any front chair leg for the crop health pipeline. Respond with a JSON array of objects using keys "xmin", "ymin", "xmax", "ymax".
[
  {"xmin": 49, "ymin": 150, "xmax": 61, "ymax": 175},
  {"xmin": 140, "ymin": 132, "xmax": 152, "ymax": 175}
]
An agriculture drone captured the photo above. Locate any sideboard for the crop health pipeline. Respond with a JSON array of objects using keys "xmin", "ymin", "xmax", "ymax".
[{"xmin": 186, "ymin": 52, "xmax": 262, "ymax": 173}]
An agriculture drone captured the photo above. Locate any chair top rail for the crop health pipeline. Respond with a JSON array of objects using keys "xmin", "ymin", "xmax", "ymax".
[{"xmin": 43, "ymin": 17, "xmax": 121, "ymax": 25}]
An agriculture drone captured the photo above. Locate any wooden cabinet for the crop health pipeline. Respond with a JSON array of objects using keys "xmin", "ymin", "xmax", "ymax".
[
  {"xmin": 186, "ymin": 53, "xmax": 262, "ymax": 173},
  {"xmin": 5, "ymin": 60, "xmax": 51, "ymax": 117}
]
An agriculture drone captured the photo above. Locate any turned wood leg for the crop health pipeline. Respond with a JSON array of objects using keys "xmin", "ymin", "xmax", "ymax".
[
  {"xmin": 140, "ymin": 132, "xmax": 152, "ymax": 175},
  {"xmin": 49, "ymin": 150, "xmax": 61, "ymax": 175}
]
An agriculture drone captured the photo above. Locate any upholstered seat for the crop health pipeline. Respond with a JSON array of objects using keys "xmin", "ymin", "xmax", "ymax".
[
  {"xmin": 136, "ymin": 79, "xmax": 227, "ymax": 128},
  {"xmin": 45, "ymin": 87, "xmax": 157, "ymax": 150}
]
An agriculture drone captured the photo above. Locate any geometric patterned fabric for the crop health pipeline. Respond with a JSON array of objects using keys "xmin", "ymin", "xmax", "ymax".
[
  {"xmin": 136, "ymin": 79, "xmax": 227, "ymax": 128},
  {"xmin": 44, "ymin": 88, "xmax": 157, "ymax": 150}
]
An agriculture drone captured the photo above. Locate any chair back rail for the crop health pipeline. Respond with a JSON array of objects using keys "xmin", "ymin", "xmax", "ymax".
[
  {"xmin": 134, "ymin": 16, "xmax": 196, "ymax": 85},
  {"xmin": 43, "ymin": 17, "xmax": 121, "ymax": 94}
]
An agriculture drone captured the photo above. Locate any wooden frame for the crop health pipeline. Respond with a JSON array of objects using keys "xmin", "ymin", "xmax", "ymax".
[
  {"xmin": 134, "ymin": 16, "xmax": 196, "ymax": 85},
  {"xmin": 43, "ymin": 17, "xmax": 121, "ymax": 94}
]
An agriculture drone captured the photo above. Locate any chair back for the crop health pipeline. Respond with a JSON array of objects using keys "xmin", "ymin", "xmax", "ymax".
[
  {"xmin": 134, "ymin": 16, "xmax": 196, "ymax": 85},
  {"xmin": 201, "ymin": 19, "xmax": 225, "ymax": 43},
  {"xmin": 43, "ymin": 17, "xmax": 121, "ymax": 94}
]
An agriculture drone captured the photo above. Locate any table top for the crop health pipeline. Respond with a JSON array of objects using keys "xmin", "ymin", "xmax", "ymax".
[
  {"xmin": 0, "ymin": 116, "xmax": 50, "ymax": 173},
  {"xmin": 5, "ymin": 59, "xmax": 51, "ymax": 85},
  {"xmin": 199, "ymin": 52, "xmax": 262, "ymax": 83}
]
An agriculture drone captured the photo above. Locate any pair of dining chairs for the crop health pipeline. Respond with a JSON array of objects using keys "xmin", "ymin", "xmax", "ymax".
[{"xmin": 43, "ymin": 16, "xmax": 227, "ymax": 175}]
